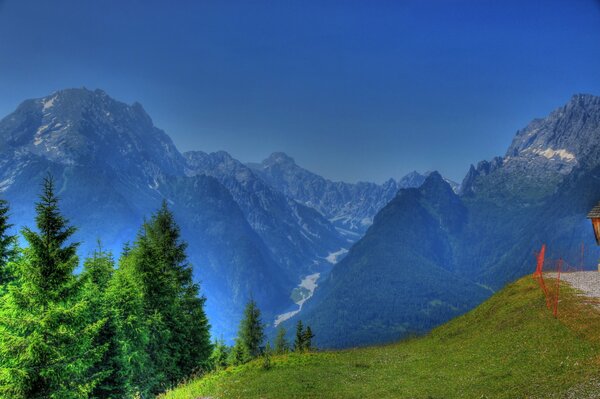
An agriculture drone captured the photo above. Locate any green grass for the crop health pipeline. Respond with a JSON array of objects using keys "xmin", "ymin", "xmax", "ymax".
[{"xmin": 162, "ymin": 277, "xmax": 600, "ymax": 399}]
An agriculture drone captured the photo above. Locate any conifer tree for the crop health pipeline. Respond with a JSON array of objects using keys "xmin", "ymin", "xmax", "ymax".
[
  {"xmin": 209, "ymin": 339, "xmax": 231, "ymax": 370},
  {"xmin": 0, "ymin": 198, "xmax": 16, "ymax": 293},
  {"xmin": 80, "ymin": 246, "xmax": 127, "ymax": 399},
  {"xmin": 0, "ymin": 175, "xmax": 104, "ymax": 399},
  {"xmin": 105, "ymin": 253, "xmax": 151, "ymax": 397},
  {"xmin": 274, "ymin": 326, "xmax": 290, "ymax": 354},
  {"xmin": 238, "ymin": 299, "xmax": 265, "ymax": 359},
  {"xmin": 227, "ymin": 337, "xmax": 250, "ymax": 366},
  {"xmin": 122, "ymin": 200, "xmax": 212, "ymax": 393},
  {"xmin": 294, "ymin": 320, "xmax": 305, "ymax": 352},
  {"xmin": 303, "ymin": 325, "xmax": 315, "ymax": 352}
]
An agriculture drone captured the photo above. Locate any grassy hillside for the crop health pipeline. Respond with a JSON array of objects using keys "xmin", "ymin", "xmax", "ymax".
[{"xmin": 162, "ymin": 277, "xmax": 600, "ymax": 399}]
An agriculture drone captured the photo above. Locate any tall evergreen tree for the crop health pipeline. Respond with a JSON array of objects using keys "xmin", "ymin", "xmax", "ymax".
[
  {"xmin": 122, "ymin": 200, "xmax": 212, "ymax": 393},
  {"xmin": 105, "ymin": 253, "xmax": 150, "ymax": 398},
  {"xmin": 0, "ymin": 198, "xmax": 16, "ymax": 293},
  {"xmin": 294, "ymin": 320, "xmax": 305, "ymax": 352},
  {"xmin": 274, "ymin": 326, "xmax": 290, "ymax": 355},
  {"xmin": 238, "ymin": 299, "xmax": 265, "ymax": 359},
  {"xmin": 303, "ymin": 325, "xmax": 315, "ymax": 352},
  {"xmin": 0, "ymin": 175, "xmax": 104, "ymax": 399},
  {"xmin": 80, "ymin": 246, "xmax": 127, "ymax": 399}
]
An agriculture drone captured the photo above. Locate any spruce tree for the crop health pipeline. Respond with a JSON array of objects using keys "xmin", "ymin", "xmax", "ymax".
[
  {"xmin": 209, "ymin": 339, "xmax": 231, "ymax": 370},
  {"xmin": 227, "ymin": 338, "xmax": 250, "ymax": 366},
  {"xmin": 238, "ymin": 299, "xmax": 265, "ymax": 359},
  {"xmin": 0, "ymin": 175, "xmax": 104, "ymax": 399},
  {"xmin": 80, "ymin": 246, "xmax": 127, "ymax": 399},
  {"xmin": 122, "ymin": 200, "xmax": 212, "ymax": 392},
  {"xmin": 274, "ymin": 326, "xmax": 290, "ymax": 354},
  {"xmin": 105, "ymin": 254, "xmax": 151, "ymax": 398},
  {"xmin": 294, "ymin": 320, "xmax": 305, "ymax": 352},
  {"xmin": 0, "ymin": 198, "xmax": 16, "ymax": 293},
  {"xmin": 303, "ymin": 325, "xmax": 315, "ymax": 352}
]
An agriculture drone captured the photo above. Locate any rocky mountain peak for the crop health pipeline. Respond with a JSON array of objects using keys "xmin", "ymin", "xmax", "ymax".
[
  {"xmin": 262, "ymin": 152, "xmax": 297, "ymax": 167},
  {"xmin": 504, "ymin": 93, "xmax": 600, "ymax": 170},
  {"xmin": 0, "ymin": 88, "xmax": 185, "ymax": 179},
  {"xmin": 460, "ymin": 93, "xmax": 600, "ymax": 198}
]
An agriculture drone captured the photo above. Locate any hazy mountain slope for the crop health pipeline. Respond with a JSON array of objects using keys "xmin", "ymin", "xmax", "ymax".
[
  {"xmin": 296, "ymin": 173, "xmax": 490, "ymax": 348},
  {"xmin": 184, "ymin": 150, "xmax": 346, "ymax": 279},
  {"xmin": 250, "ymin": 153, "xmax": 431, "ymax": 238},
  {"xmin": 0, "ymin": 88, "xmax": 290, "ymax": 340}
]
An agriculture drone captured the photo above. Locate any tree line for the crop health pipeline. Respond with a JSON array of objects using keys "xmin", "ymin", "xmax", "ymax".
[
  {"xmin": 0, "ymin": 175, "xmax": 316, "ymax": 398},
  {"xmin": 211, "ymin": 301, "xmax": 316, "ymax": 371}
]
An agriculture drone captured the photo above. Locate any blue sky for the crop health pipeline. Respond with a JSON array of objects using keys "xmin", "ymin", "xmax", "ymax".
[{"xmin": 0, "ymin": 0, "xmax": 599, "ymax": 182}]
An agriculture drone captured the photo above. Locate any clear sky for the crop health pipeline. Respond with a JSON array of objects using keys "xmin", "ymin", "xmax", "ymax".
[{"xmin": 0, "ymin": 0, "xmax": 599, "ymax": 183}]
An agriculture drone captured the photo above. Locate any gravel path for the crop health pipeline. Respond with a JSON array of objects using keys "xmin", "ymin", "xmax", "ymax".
[{"xmin": 554, "ymin": 271, "xmax": 600, "ymax": 300}]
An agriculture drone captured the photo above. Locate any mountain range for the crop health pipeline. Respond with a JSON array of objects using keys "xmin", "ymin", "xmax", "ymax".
[
  {"xmin": 3, "ymin": 87, "xmax": 597, "ymax": 347},
  {"xmin": 0, "ymin": 88, "xmax": 439, "ymax": 340}
]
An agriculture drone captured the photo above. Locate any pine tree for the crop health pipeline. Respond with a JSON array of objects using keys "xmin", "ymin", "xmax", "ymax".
[
  {"xmin": 122, "ymin": 200, "xmax": 212, "ymax": 393},
  {"xmin": 303, "ymin": 325, "xmax": 315, "ymax": 352},
  {"xmin": 294, "ymin": 320, "xmax": 305, "ymax": 352},
  {"xmin": 0, "ymin": 198, "xmax": 16, "ymax": 293},
  {"xmin": 105, "ymin": 254, "xmax": 150, "ymax": 397},
  {"xmin": 0, "ymin": 175, "xmax": 104, "ymax": 399},
  {"xmin": 274, "ymin": 326, "xmax": 290, "ymax": 354},
  {"xmin": 209, "ymin": 339, "xmax": 231, "ymax": 370},
  {"xmin": 261, "ymin": 342, "xmax": 272, "ymax": 370},
  {"xmin": 238, "ymin": 299, "xmax": 265, "ymax": 359},
  {"xmin": 80, "ymin": 246, "xmax": 127, "ymax": 399},
  {"xmin": 228, "ymin": 338, "xmax": 251, "ymax": 366}
]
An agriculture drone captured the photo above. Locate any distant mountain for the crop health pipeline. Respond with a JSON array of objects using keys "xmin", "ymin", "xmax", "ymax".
[
  {"xmin": 295, "ymin": 93, "xmax": 600, "ymax": 348},
  {"xmin": 295, "ymin": 173, "xmax": 490, "ymax": 348},
  {"xmin": 184, "ymin": 150, "xmax": 346, "ymax": 279},
  {"xmin": 250, "ymin": 153, "xmax": 451, "ymax": 238},
  {"xmin": 0, "ymin": 88, "xmax": 291, "ymax": 340}
]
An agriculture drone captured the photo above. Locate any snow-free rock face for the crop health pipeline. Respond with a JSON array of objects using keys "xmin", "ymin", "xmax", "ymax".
[
  {"xmin": 184, "ymin": 150, "xmax": 346, "ymax": 278},
  {"xmin": 250, "ymin": 154, "xmax": 441, "ymax": 238}
]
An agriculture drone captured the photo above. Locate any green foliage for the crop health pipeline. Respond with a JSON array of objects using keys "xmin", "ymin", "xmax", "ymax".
[
  {"xmin": 237, "ymin": 299, "xmax": 265, "ymax": 359},
  {"xmin": 261, "ymin": 343, "xmax": 272, "ymax": 370},
  {"xmin": 209, "ymin": 339, "xmax": 230, "ymax": 371},
  {"xmin": 0, "ymin": 176, "xmax": 104, "ymax": 399},
  {"xmin": 0, "ymin": 198, "xmax": 16, "ymax": 291},
  {"xmin": 274, "ymin": 327, "xmax": 290, "ymax": 355},
  {"xmin": 228, "ymin": 338, "xmax": 251, "ymax": 366},
  {"xmin": 302, "ymin": 326, "xmax": 315, "ymax": 352},
  {"xmin": 294, "ymin": 320, "xmax": 304, "ymax": 352},
  {"xmin": 292, "ymin": 321, "xmax": 315, "ymax": 353},
  {"xmin": 105, "ymin": 255, "xmax": 151, "ymax": 396},
  {"xmin": 80, "ymin": 246, "xmax": 128, "ymax": 399},
  {"xmin": 0, "ymin": 180, "xmax": 214, "ymax": 398},
  {"xmin": 119, "ymin": 200, "xmax": 212, "ymax": 394}
]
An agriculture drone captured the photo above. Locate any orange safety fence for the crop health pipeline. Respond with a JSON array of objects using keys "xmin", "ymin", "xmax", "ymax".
[{"xmin": 532, "ymin": 244, "xmax": 585, "ymax": 318}]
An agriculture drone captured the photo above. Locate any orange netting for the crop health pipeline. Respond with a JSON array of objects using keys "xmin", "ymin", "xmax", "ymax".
[{"xmin": 532, "ymin": 244, "xmax": 587, "ymax": 318}]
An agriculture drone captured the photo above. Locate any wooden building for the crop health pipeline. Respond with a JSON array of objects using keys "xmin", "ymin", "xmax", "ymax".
[{"xmin": 588, "ymin": 203, "xmax": 600, "ymax": 245}]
